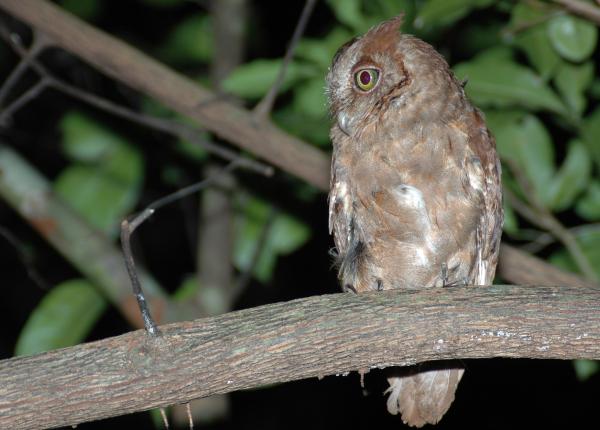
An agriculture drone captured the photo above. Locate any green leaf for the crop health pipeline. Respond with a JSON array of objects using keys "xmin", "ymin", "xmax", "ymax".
[
  {"xmin": 15, "ymin": 279, "xmax": 107, "ymax": 356},
  {"xmin": 414, "ymin": 0, "xmax": 495, "ymax": 31},
  {"xmin": 233, "ymin": 193, "xmax": 310, "ymax": 283},
  {"xmin": 502, "ymin": 198, "xmax": 519, "ymax": 236},
  {"xmin": 326, "ymin": 0, "xmax": 366, "ymax": 32},
  {"xmin": 455, "ymin": 21, "xmax": 504, "ymax": 58},
  {"xmin": 554, "ymin": 61, "xmax": 594, "ymax": 116},
  {"xmin": 590, "ymin": 78, "xmax": 600, "ymax": 100},
  {"xmin": 222, "ymin": 59, "xmax": 317, "ymax": 99},
  {"xmin": 60, "ymin": 111, "xmax": 129, "ymax": 162},
  {"xmin": 292, "ymin": 77, "xmax": 328, "ymax": 118},
  {"xmin": 57, "ymin": 112, "xmax": 143, "ymax": 235},
  {"xmin": 60, "ymin": 0, "xmax": 100, "ymax": 20},
  {"xmin": 547, "ymin": 15, "xmax": 598, "ymax": 62},
  {"xmin": 173, "ymin": 275, "xmax": 199, "ymax": 301},
  {"xmin": 174, "ymin": 275, "xmax": 229, "ymax": 315},
  {"xmin": 54, "ymin": 165, "xmax": 141, "ymax": 235},
  {"xmin": 576, "ymin": 181, "xmax": 600, "ymax": 221},
  {"xmin": 573, "ymin": 360, "xmax": 600, "ymax": 381},
  {"xmin": 369, "ymin": 0, "xmax": 414, "ymax": 19},
  {"xmin": 545, "ymin": 140, "xmax": 591, "ymax": 211},
  {"xmin": 274, "ymin": 107, "xmax": 331, "ymax": 147},
  {"xmin": 486, "ymin": 111, "xmax": 555, "ymax": 206},
  {"xmin": 158, "ymin": 14, "xmax": 213, "ymax": 64},
  {"xmin": 549, "ymin": 229, "xmax": 600, "ymax": 279},
  {"xmin": 297, "ymin": 27, "xmax": 354, "ymax": 69},
  {"xmin": 454, "ymin": 54, "xmax": 567, "ymax": 115},
  {"xmin": 581, "ymin": 107, "xmax": 600, "ymax": 168},
  {"xmin": 509, "ymin": 2, "xmax": 561, "ymax": 79}
]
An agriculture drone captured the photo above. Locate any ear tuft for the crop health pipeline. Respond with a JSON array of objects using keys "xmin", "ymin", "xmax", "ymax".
[{"xmin": 361, "ymin": 14, "xmax": 404, "ymax": 53}]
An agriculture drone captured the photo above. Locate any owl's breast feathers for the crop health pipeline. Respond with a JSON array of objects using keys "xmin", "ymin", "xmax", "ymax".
[{"xmin": 329, "ymin": 107, "xmax": 502, "ymax": 292}]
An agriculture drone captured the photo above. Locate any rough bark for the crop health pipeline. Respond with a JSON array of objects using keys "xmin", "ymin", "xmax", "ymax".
[{"xmin": 1, "ymin": 285, "xmax": 600, "ymax": 429}]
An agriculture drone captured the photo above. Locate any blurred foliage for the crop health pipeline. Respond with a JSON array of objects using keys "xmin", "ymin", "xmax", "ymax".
[
  {"xmin": 15, "ymin": 279, "xmax": 107, "ymax": 356},
  {"xmin": 13, "ymin": 0, "xmax": 600, "ymax": 387},
  {"xmin": 233, "ymin": 192, "xmax": 311, "ymax": 283},
  {"xmin": 54, "ymin": 111, "xmax": 144, "ymax": 237}
]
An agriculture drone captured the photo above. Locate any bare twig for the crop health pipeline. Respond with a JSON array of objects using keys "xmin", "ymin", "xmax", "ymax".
[
  {"xmin": 120, "ymin": 212, "xmax": 161, "ymax": 336},
  {"xmin": 0, "ymin": 225, "xmax": 48, "ymax": 290},
  {"xmin": 553, "ymin": 0, "xmax": 600, "ymax": 25},
  {"xmin": 252, "ymin": 0, "xmax": 317, "ymax": 120},
  {"xmin": 519, "ymin": 223, "xmax": 600, "ymax": 254},
  {"xmin": 502, "ymin": 8, "xmax": 562, "ymax": 37},
  {"xmin": 0, "ymin": 29, "xmax": 51, "ymax": 106},
  {"xmin": 1, "ymin": 284, "xmax": 599, "ymax": 429},
  {"xmin": 503, "ymin": 158, "xmax": 598, "ymax": 282},
  {"xmin": 0, "ymin": 144, "xmax": 179, "ymax": 326},
  {"xmin": 234, "ymin": 206, "xmax": 276, "ymax": 294},
  {"xmin": 120, "ymin": 161, "xmax": 240, "ymax": 335},
  {"xmin": 0, "ymin": 25, "xmax": 273, "ymax": 177},
  {"xmin": 0, "ymin": 77, "xmax": 49, "ymax": 125}
]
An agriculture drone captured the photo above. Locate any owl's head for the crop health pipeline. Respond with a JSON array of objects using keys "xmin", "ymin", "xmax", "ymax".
[{"xmin": 326, "ymin": 16, "xmax": 461, "ymax": 140}]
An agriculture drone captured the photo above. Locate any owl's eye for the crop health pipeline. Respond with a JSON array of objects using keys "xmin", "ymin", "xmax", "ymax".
[{"xmin": 354, "ymin": 68, "xmax": 379, "ymax": 92}]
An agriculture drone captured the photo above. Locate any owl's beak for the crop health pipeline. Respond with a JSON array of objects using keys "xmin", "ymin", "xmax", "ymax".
[{"xmin": 337, "ymin": 111, "xmax": 352, "ymax": 136}]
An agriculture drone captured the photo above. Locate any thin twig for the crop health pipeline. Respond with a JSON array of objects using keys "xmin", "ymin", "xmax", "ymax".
[
  {"xmin": 120, "ymin": 212, "xmax": 160, "ymax": 336},
  {"xmin": 505, "ymin": 188, "xmax": 598, "ymax": 281},
  {"xmin": 553, "ymin": 0, "xmax": 600, "ymax": 25},
  {"xmin": 0, "ymin": 77, "xmax": 49, "ymax": 125},
  {"xmin": 0, "ymin": 29, "xmax": 50, "ymax": 106},
  {"xmin": 120, "ymin": 161, "xmax": 240, "ymax": 336},
  {"xmin": 519, "ymin": 223, "xmax": 600, "ymax": 254},
  {"xmin": 502, "ymin": 9, "xmax": 562, "ymax": 37},
  {"xmin": 0, "ymin": 25, "xmax": 273, "ymax": 177},
  {"xmin": 0, "ymin": 225, "xmax": 48, "ymax": 290},
  {"xmin": 148, "ymin": 161, "xmax": 239, "ymax": 213},
  {"xmin": 503, "ymin": 158, "xmax": 597, "ymax": 281},
  {"xmin": 234, "ymin": 206, "xmax": 276, "ymax": 294},
  {"xmin": 252, "ymin": 0, "xmax": 317, "ymax": 120}
]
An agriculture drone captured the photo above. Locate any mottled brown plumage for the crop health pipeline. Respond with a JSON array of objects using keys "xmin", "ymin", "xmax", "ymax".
[{"xmin": 326, "ymin": 16, "xmax": 503, "ymax": 427}]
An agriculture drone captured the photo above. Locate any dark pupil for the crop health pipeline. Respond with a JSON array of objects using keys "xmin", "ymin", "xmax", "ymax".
[{"xmin": 359, "ymin": 71, "xmax": 371, "ymax": 86}]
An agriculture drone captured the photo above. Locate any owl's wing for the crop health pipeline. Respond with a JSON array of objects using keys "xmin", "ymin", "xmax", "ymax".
[
  {"xmin": 328, "ymin": 152, "xmax": 352, "ymax": 254},
  {"xmin": 468, "ymin": 112, "xmax": 503, "ymax": 286}
]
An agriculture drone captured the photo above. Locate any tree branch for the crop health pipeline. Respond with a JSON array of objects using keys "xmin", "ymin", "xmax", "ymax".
[
  {"xmin": 498, "ymin": 244, "xmax": 598, "ymax": 289},
  {"xmin": 0, "ymin": 144, "xmax": 201, "ymax": 326},
  {"xmin": 0, "ymin": 0, "xmax": 329, "ymax": 189},
  {"xmin": 553, "ymin": 0, "xmax": 600, "ymax": 25},
  {"xmin": 0, "ymin": 0, "xmax": 596, "ymax": 292},
  {"xmin": 1, "ymin": 284, "xmax": 599, "ymax": 429}
]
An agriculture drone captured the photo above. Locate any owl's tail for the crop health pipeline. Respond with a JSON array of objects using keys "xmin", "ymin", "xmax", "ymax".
[{"xmin": 385, "ymin": 365, "xmax": 464, "ymax": 428}]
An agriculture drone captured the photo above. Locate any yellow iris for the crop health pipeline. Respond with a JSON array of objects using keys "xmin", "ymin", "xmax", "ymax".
[{"xmin": 355, "ymin": 68, "xmax": 379, "ymax": 91}]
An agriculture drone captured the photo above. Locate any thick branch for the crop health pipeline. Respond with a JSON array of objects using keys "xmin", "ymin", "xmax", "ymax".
[
  {"xmin": 1, "ymin": 284, "xmax": 599, "ymax": 429},
  {"xmin": 0, "ymin": 0, "xmax": 330, "ymax": 189},
  {"xmin": 0, "ymin": 144, "xmax": 200, "ymax": 326},
  {"xmin": 0, "ymin": 0, "xmax": 595, "ymax": 292}
]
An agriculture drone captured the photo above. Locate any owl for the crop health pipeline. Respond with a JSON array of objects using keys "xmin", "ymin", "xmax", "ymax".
[{"xmin": 326, "ymin": 16, "xmax": 503, "ymax": 427}]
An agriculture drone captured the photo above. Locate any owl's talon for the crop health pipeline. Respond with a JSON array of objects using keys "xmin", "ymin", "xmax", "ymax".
[
  {"xmin": 344, "ymin": 284, "xmax": 358, "ymax": 294},
  {"xmin": 441, "ymin": 263, "xmax": 449, "ymax": 287}
]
